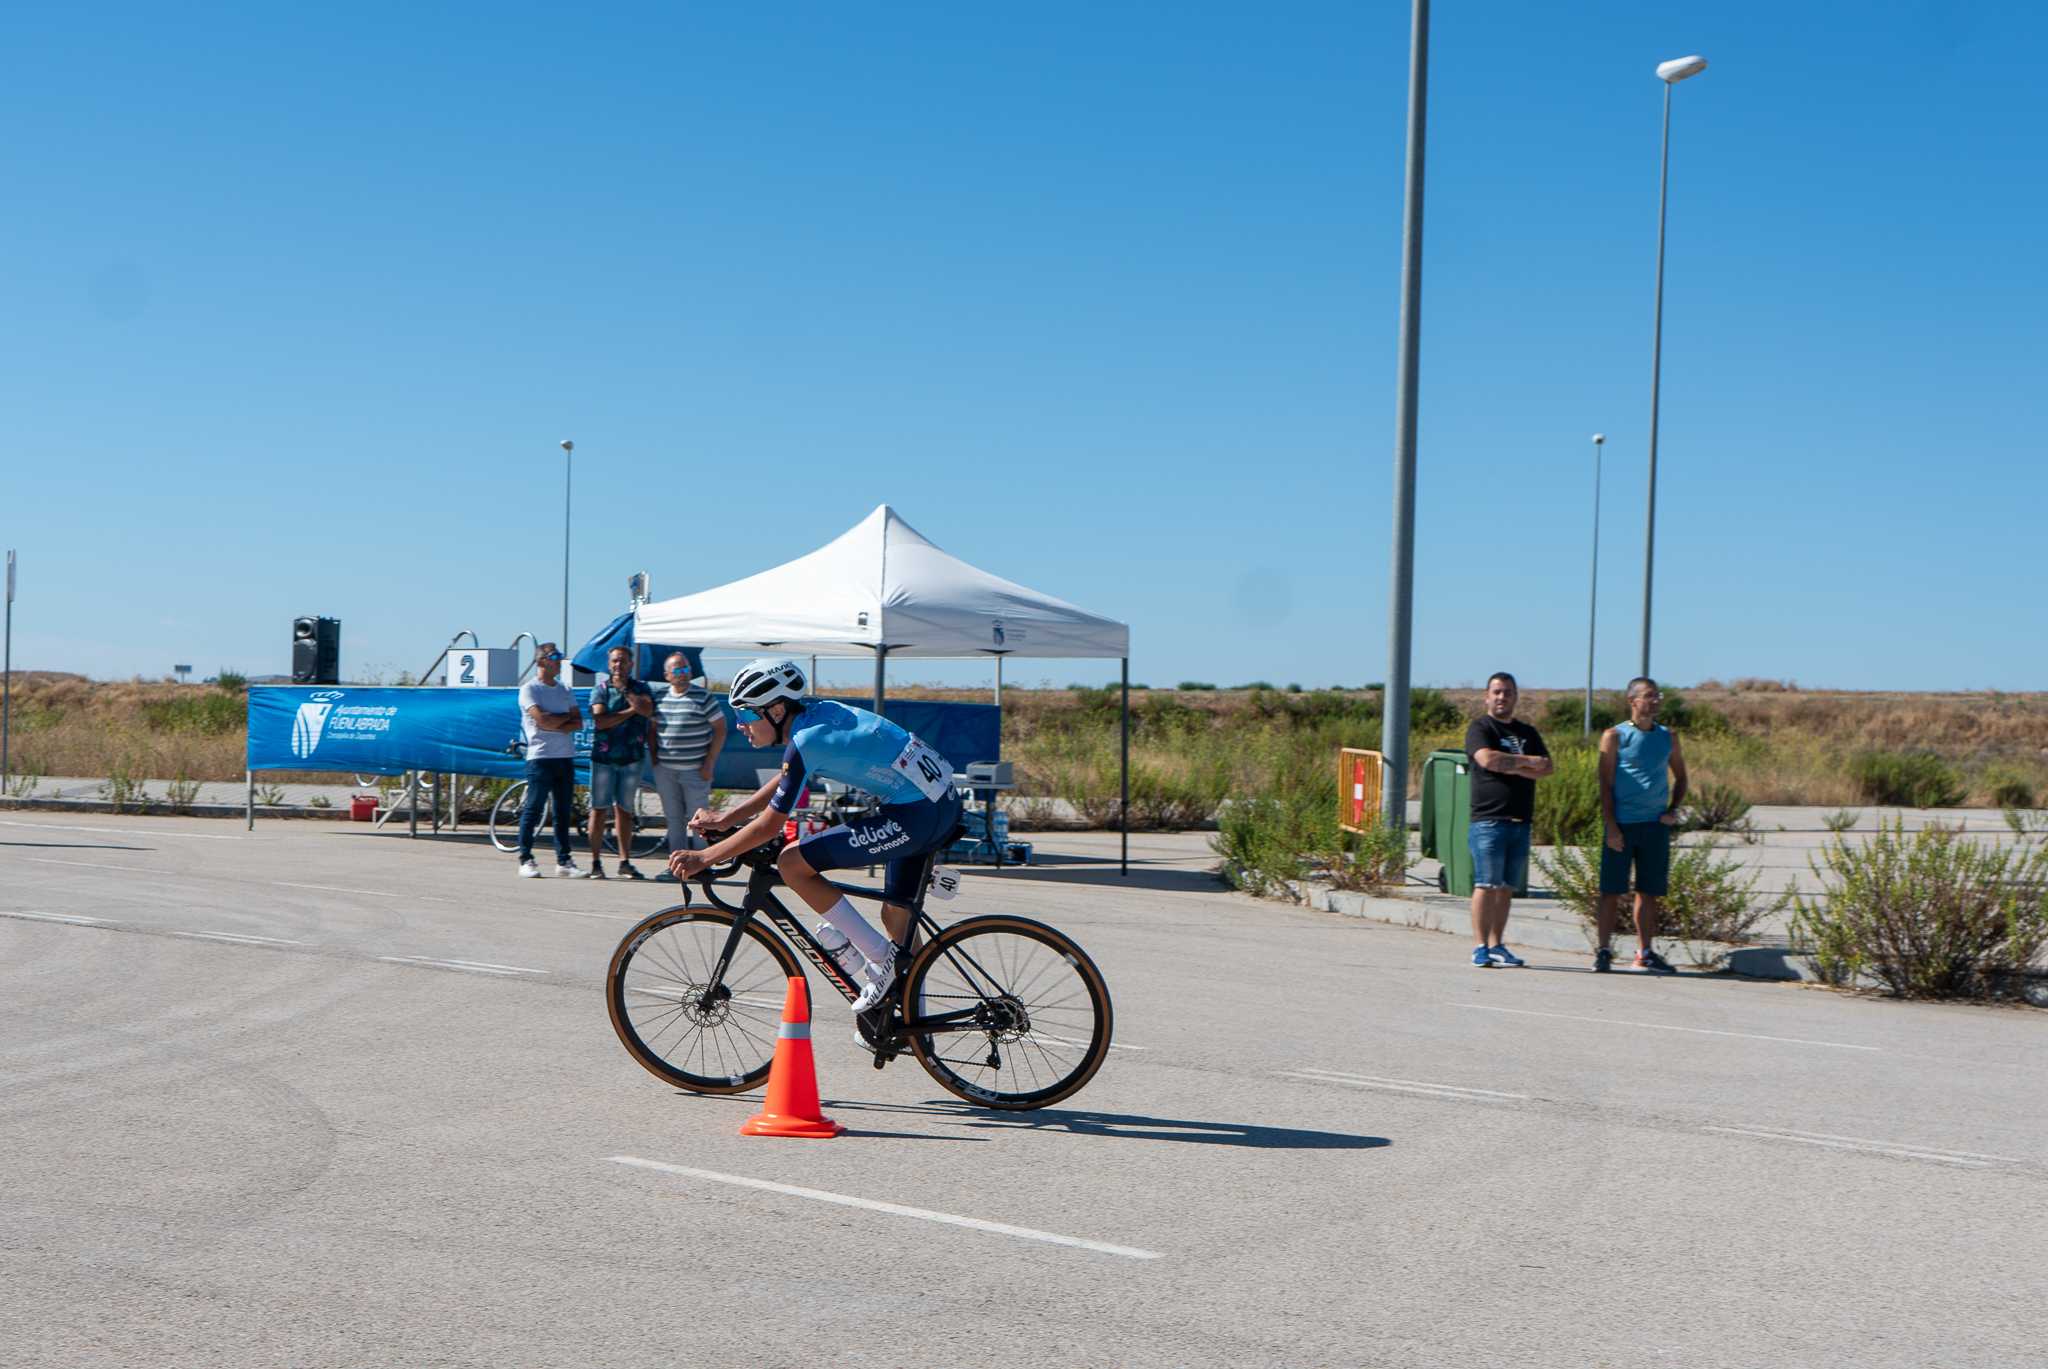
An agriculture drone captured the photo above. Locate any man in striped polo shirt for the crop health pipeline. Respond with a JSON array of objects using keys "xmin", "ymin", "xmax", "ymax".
[{"xmin": 650, "ymin": 652, "xmax": 726, "ymax": 871}]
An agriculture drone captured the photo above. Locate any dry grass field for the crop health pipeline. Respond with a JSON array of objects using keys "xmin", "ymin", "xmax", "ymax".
[{"xmin": 4, "ymin": 674, "xmax": 2044, "ymax": 813}]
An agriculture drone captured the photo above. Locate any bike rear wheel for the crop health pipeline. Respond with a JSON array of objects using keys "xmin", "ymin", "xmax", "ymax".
[
  {"xmin": 488, "ymin": 780, "xmax": 529, "ymax": 853},
  {"xmin": 607, "ymin": 906, "xmax": 802, "ymax": 1093},
  {"xmin": 901, "ymin": 915, "xmax": 1112, "ymax": 1110}
]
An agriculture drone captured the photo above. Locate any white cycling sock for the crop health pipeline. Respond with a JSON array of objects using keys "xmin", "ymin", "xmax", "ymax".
[{"xmin": 820, "ymin": 896, "xmax": 893, "ymax": 968}]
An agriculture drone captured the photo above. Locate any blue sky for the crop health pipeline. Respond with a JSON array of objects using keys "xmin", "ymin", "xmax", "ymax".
[{"xmin": 2, "ymin": 1, "xmax": 2040, "ymax": 691}]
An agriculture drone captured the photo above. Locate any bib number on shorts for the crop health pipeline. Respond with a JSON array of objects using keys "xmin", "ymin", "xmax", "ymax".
[{"xmin": 892, "ymin": 735, "xmax": 953, "ymax": 802}]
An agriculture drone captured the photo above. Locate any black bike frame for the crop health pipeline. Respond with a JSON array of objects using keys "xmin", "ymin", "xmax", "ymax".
[{"xmin": 693, "ymin": 858, "xmax": 993, "ymax": 1038}]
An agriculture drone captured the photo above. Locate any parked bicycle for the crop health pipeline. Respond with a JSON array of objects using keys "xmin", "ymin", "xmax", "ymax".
[
  {"xmin": 487, "ymin": 778, "xmax": 663, "ymax": 858},
  {"xmin": 605, "ymin": 828, "xmax": 1113, "ymax": 1110}
]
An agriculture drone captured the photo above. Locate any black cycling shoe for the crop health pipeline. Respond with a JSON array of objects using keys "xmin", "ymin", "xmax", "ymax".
[
  {"xmin": 1594, "ymin": 946, "xmax": 1614, "ymax": 973},
  {"xmin": 856, "ymin": 1005, "xmax": 900, "ymax": 1066}
]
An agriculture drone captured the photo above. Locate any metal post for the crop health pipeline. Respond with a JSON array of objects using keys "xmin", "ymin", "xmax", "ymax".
[
  {"xmin": 2, "ymin": 550, "xmax": 13, "ymax": 790},
  {"xmin": 1642, "ymin": 84, "xmax": 1674, "ymax": 678},
  {"xmin": 1586, "ymin": 434, "xmax": 1604, "ymax": 734},
  {"xmin": 994, "ymin": 655, "xmax": 1003, "ymax": 708},
  {"xmin": 245, "ymin": 769, "xmax": 254, "ymax": 831},
  {"xmin": 560, "ymin": 440, "xmax": 574, "ymax": 651},
  {"xmin": 873, "ymin": 647, "xmax": 886, "ymax": 714},
  {"xmin": 1119, "ymin": 657, "xmax": 1129, "ymax": 877},
  {"xmin": 408, "ymin": 770, "xmax": 419, "ymax": 838},
  {"xmin": 1381, "ymin": 0, "xmax": 1429, "ymax": 832},
  {"xmin": 431, "ymin": 773, "xmax": 441, "ymax": 834}
]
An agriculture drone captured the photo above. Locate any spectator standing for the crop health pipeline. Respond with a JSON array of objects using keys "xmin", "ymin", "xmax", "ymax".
[
  {"xmin": 587, "ymin": 645, "xmax": 655, "ymax": 880},
  {"xmin": 650, "ymin": 652, "xmax": 727, "ymax": 874},
  {"xmin": 516, "ymin": 643, "xmax": 585, "ymax": 878},
  {"xmin": 1463, "ymin": 671, "xmax": 1553, "ymax": 967},
  {"xmin": 1596, "ymin": 676, "xmax": 1690, "ymax": 974}
]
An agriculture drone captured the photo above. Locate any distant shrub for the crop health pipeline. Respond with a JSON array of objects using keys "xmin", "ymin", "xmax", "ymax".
[
  {"xmin": 215, "ymin": 670, "xmax": 248, "ymax": 693},
  {"xmin": 1729, "ymin": 677, "xmax": 1798, "ymax": 693},
  {"xmin": 1408, "ymin": 687, "xmax": 1461, "ymax": 732},
  {"xmin": 1234, "ymin": 681, "xmax": 1276, "ymax": 692},
  {"xmin": 1531, "ymin": 747, "xmax": 1604, "ymax": 848},
  {"xmin": 1543, "ymin": 693, "xmax": 1621, "ymax": 735},
  {"xmin": 1847, "ymin": 750, "xmax": 1966, "ymax": 808},
  {"xmin": 1654, "ymin": 690, "xmax": 1731, "ymax": 737},
  {"xmin": 1822, "ymin": 808, "xmax": 1860, "ymax": 834},
  {"xmin": 1176, "ymin": 681, "xmax": 1217, "ymax": 692},
  {"xmin": 141, "ymin": 692, "xmax": 243, "ymax": 736},
  {"xmin": 1285, "ymin": 682, "xmax": 1304, "ymax": 693},
  {"xmin": 1678, "ymin": 782, "xmax": 1752, "ymax": 834},
  {"xmin": 1982, "ymin": 767, "xmax": 2035, "ymax": 810},
  {"xmin": 1791, "ymin": 820, "xmax": 2048, "ymax": 999}
]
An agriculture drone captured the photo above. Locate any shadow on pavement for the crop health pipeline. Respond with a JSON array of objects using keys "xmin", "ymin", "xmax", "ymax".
[
  {"xmin": 832, "ymin": 1100, "xmax": 1390, "ymax": 1150},
  {"xmin": 965, "ymin": 857, "xmax": 1228, "ymax": 896}
]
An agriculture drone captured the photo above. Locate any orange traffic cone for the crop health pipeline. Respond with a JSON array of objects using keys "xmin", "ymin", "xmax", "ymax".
[{"xmin": 739, "ymin": 977, "xmax": 844, "ymax": 1138}]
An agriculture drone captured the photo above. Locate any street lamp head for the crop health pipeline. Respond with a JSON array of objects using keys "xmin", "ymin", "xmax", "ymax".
[
  {"xmin": 1592, "ymin": 433, "xmax": 1606, "ymax": 445},
  {"xmin": 559, "ymin": 439, "xmax": 574, "ymax": 453},
  {"xmin": 1656, "ymin": 55, "xmax": 1708, "ymax": 83}
]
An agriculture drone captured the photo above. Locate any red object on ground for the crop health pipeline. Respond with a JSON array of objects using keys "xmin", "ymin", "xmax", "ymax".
[
  {"xmin": 739, "ymin": 977, "xmax": 843, "ymax": 1139},
  {"xmin": 350, "ymin": 794, "xmax": 378, "ymax": 821}
]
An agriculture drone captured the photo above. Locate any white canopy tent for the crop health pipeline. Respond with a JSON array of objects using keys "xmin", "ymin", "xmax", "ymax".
[{"xmin": 635, "ymin": 505, "xmax": 1135, "ymax": 873}]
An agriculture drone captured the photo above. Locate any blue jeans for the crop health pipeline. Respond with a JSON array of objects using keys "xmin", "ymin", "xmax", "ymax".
[
  {"xmin": 518, "ymin": 758, "xmax": 578, "ymax": 864},
  {"xmin": 1468, "ymin": 819, "xmax": 1531, "ymax": 890},
  {"xmin": 588, "ymin": 760, "xmax": 641, "ymax": 809}
]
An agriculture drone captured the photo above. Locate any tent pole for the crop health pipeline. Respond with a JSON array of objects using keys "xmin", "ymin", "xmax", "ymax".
[
  {"xmin": 874, "ymin": 646, "xmax": 886, "ymax": 714},
  {"xmin": 246, "ymin": 769, "xmax": 254, "ymax": 832},
  {"xmin": 994, "ymin": 655, "xmax": 1002, "ymax": 708},
  {"xmin": 1120, "ymin": 657, "xmax": 1129, "ymax": 877}
]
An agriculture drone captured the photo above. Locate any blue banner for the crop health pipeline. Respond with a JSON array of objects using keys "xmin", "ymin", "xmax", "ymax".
[{"xmin": 247, "ymin": 687, "xmax": 999, "ymax": 790}]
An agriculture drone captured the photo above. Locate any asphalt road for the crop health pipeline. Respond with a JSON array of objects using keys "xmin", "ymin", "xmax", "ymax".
[{"xmin": 3, "ymin": 814, "xmax": 2042, "ymax": 1368}]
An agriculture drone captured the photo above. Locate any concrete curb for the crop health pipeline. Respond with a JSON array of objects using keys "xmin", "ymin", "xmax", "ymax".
[
  {"xmin": 0, "ymin": 794, "xmax": 356, "ymax": 822},
  {"xmin": 1241, "ymin": 867, "xmax": 1823, "ymax": 981}
]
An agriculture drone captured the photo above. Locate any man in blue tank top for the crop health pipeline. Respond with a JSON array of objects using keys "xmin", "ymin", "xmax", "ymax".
[
  {"xmin": 1596, "ymin": 677, "xmax": 1690, "ymax": 974},
  {"xmin": 666, "ymin": 658, "xmax": 964, "ymax": 1015}
]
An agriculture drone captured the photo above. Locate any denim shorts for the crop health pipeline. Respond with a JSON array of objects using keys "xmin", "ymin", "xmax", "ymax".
[
  {"xmin": 588, "ymin": 760, "xmax": 642, "ymax": 809},
  {"xmin": 1599, "ymin": 820, "xmax": 1672, "ymax": 896},
  {"xmin": 1468, "ymin": 818, "xmax": 1531, "ymax": 890}
]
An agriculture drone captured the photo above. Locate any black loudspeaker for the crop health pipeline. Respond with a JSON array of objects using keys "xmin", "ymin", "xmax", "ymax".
[{"xmin": 292, "ymin": 615, "xmax": 341, "ymax": 684}]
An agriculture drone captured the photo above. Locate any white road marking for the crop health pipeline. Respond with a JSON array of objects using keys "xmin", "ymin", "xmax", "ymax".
[
  {"xmin": 22, "ymin": 857, "xmax": 169, "ymax": 874},
  {"xmin": 608, "ymin": 1156, "xmax": 1162, "ymax": 1260},
  {"xmin": 549, "ymin": 907, "xmax": 639, "ymax": 921},
  {"xmin": 1452, "ymin": 1003, "xmax": 1880, "ymax": 1052},
  {"xmin": 169, "ymin": 930, "xmax": 304, "ymax": 947},
  {"xmin": 1040, "ymin": 1033, "xmax": 1147, "ymax": 1052},
  {"xmin": 0, "ymin": 817, "xmax": 238, "ymax": 841},
  {"xmin": 379, "ymin": 955, "xmax": 546, "ymax": 977},
  {"xmin": 1, "ymin": 910, "xmax": 105, "ymax": 926},
  {"xmin": 1703, "ymin": 1125, "xmax": 2020, "ymax": 1168},
  {"xmin": 1281, "ymin": 1068, "xmax": 1527, "ymax": 1102},
  {"xmin": 275, "ymin": 881, "xmax": 458, "ymax": 903}
]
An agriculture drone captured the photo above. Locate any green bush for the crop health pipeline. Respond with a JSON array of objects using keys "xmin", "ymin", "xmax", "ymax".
[
  {"xmin": 1176, "ymin": 681, "xmax": 1217, "ymax": 692},
  {"xmin": 1653, "ymin": 690, "xmax": 1731, "ymax": 737},
  {"xmin": 1531, "ymin": 746, "xmax": 1603, "ymax": 847},
  {"xmin": 1823, "ymin": 809, "xmax": 1860, "ymax": 833},
  {"xmin": 1542, "ymin": 693, "xmax": 1621, "ymax": 735},
  {"xmin": 1790, "ymin": 820, "xmax": 2048, "ymax": 999},
  {"xmin": 1408, "ymin": 687, "xmax": 1461, "ymax": 732},
  {"xmin": 1847, "ymin": 750, "xmax": 1966, "ymax": 808},
  {"xmin": 1983, "ymin": 767, "xmax": 2035, "ymax": 810},
  {"xmin": 1678, "ymin": 782, "xmax": 1752, "ymax": 834},
  {"xmin": 1213, "ymin": 791, "xmax": 1413, "ymax": 896},
  {"xmin": 215, "ymin": 670, "xmax": 248, "ymax": 692},
  {"xmin": 140, "ymin": 692, "xmax": 243, "ymax": 736},
  {"xmin": 1537, "ymin": 835, "xmax": 1783, "ymax": 964}
]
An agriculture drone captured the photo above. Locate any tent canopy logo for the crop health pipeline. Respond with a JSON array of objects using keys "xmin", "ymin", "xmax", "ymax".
[{"xmin": 292, "ymin": 690, "xmax": 345, "ymax": 758}]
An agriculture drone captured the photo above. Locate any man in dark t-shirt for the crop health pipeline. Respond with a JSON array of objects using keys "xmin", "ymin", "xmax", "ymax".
[{"xmin": 1462, "ymin": 671, "xmax": 1552, "ymax": 968}]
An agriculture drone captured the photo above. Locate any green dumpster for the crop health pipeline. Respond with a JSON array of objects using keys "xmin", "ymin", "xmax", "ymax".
[{"xmin": 1419, "ymin": 747, "xmax": 1531, "ymax": 897}]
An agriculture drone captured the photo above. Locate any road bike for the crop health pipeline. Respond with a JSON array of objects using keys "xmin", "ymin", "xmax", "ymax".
[
  {"xmin": 605, "ymin": 828, "xmax": 1113, "ymax": 1110},
  {"xmin": 486, "ymin": 776, "xmax": 665, "ymax": 858}
]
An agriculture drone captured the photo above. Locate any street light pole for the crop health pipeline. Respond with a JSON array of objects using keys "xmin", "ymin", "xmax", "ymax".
[
  {"xmin": 1382, "ymin": 0, "xmax": 1430, "ymax": 833},
  {"xmin": 560, "ymin": 440, "xmax": 574, "ymax": 653},
  {"xmin": 1641, "ymin": 55, "xmax": 1707, "ymax": 678},
  {"xmin": 1586, "ymin": 435, "xmax": 1605, "ymax": 735}
]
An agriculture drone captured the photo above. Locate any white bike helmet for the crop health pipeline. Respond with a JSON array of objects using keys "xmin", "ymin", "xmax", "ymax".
[{"xmin": 727, "ymin": 657, "xmax": 808, "ymax": 713}]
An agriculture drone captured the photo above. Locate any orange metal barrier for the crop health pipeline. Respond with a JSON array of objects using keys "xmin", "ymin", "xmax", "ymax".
[{"xmin": 1338, "ymin": 748, "xmax": 1385, "ymax": 834}]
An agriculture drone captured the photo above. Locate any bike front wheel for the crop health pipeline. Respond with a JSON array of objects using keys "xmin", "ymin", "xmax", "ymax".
[
  {"xmin": 488, "ymin": 780, "xmax": 529, "ymax": 853},
  {"xmin": 901, "ymin": 915, "xmax": 1113, "ymax": 1110},
  {"xmin": 607, "ymin": 906, "xmax": 802, "ymax": 1093}
]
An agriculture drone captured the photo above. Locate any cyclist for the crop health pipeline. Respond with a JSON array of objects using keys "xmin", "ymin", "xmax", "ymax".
[{"xmin": 666, "ymin": 658, "xmax": 964, "ymax": 1016}]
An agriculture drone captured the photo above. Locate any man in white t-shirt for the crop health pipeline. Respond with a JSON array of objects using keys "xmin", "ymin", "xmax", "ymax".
[{"xmin": 515, "ymin": 643, "xmax": 586, "ymax": 878}]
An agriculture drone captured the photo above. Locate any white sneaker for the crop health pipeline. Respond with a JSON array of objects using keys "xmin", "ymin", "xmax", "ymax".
[
  {"xmin": 556, "ymin": 861, "xmax": 586, "ymax": 879},
  {"xmin": 850, "ymin": 951, "xmax": 897, "ymax": 1014},
  {"xmin": 517, "ymin": 859, "xmax": 541, "ymax": 879}
]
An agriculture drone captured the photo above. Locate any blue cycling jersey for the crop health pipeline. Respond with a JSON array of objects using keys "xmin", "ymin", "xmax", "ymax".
[{"xmin": 768, "ymin": 699, "xmax": 954, "ymax": 813}]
